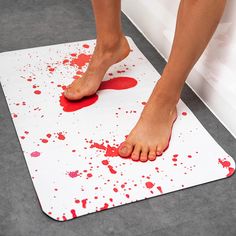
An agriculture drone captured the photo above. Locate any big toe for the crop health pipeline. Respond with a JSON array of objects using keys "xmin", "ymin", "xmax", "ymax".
[
  {"xmin": 64, "ymin": 88, "xmax": 82, "ymax": 100},
  {"xmin": 118, "ymin": 142, "xmax": 133, "ymax": 158}
]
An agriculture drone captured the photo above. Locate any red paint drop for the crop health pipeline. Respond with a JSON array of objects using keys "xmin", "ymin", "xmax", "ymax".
[
  {"xmin": 102, "ymin": 160, "xmax": 109, "ymax": 165},
  {"xmin": 30, "ymin": 151, "xmax": 40, "ymax": 157},
  {"xmin": 83, "ymin": 44, "xmax": 89, "ymax": 48},
  {"xmin": 100, "ymin": 203, "xmax": 109, "ymax": 211},
  {"xmin": 62, "ymin": 216, "xmax": 67, "ymax": 221},
  {"xmin": 70, "ymin": 209, "xmax": 77, "ymax": 218},
  {"xmin": 145, "ymin": 181, "xmax": 154, "ymax": 189},
  {"xmin": 34, "ymin": 90, "xmax": 41, "ymax": 95},
  {"xmin": 68, "ymin": 170, "xmax": 79, "ymax": 178},
  {"xmin": 75, "ymin": 199, "xmax": 80, "ymax": 204},
  {"xmin": 41, "ymin": 139, "xmax": 48, "ymax": 143},
  {"xmin": 87, "ymin": 173, "xmax": 93, "ymax": 178},
  {"xmin": 113, "ymin": 188, "xmax": 118, "ymax": 192},
  {"xmin": 58, "ymin": 132, "xmax": 65, "ymax": 140},
  {"xmin": 157, "ymin": 186, "xmax": 163, "ymax": 194},
  {"xmin": 60, "ymin": 77, "xmax": 137, "ymax": 112},
  {"xmin": 82, "ymin": 199, "xmax": 87, "ymax": 208},
  {"xmin": 182, "ymin": 112, "xmax": 187, "ymax": 116}
]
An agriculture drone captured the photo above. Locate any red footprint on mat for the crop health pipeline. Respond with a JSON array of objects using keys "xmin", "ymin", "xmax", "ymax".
[{"xmin": 59, "ymin": 77, "xmax": 137, "ymax": 112}]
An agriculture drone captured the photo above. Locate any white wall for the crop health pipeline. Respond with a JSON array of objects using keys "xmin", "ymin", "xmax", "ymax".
[{"xmin": 122, "ymin": 0, "xmax": 236, "ymax": 138}]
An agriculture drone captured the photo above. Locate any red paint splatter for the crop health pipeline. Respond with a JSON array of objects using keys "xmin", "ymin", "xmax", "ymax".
[
  {"xmin": 57, "ymin": 132, "xmax": 65, "ymax": 140},
  {"xmin": 30, "ymin": 151, "xmax": 40, "ymax": 157},
  {"xmin": 70, "ymin": 209, "xmax": 77, "ymax": 218},
  {"xmin": 100, "ymin": 203, "xmax": 109, "ymax": 211},
  {"xmin": 70, "ymin": 53, "xmax": 91, "ymax": 68},
  {"xmin": 68, "ymin": 170, "xmax": 79, "ymax": 178},
  {"xmin": 60, "ymin": 77, "xmax": 137, "ymax": 112},
  {"xmin": 62, "ymin": 216, "xmax": 67, "ymax": 221},
  {"xmin": 182, "ymin": 112, "xmax": 187, "ymax": 116},
  {"xmin": 75, "ymin": 199, "xmax": 80, "ymax": 204},
  {"xmin": 87, "ymin": 173, "xmax": 93, "ymax": 178},
  {"xmin": 145, "ymin": 181, "xmax": 154, "ymax": 189},
  {"xmin": 34, "ymin": 90, "xmax": 41, "ymax": 95},
  {"xmin": 218, "ymin": 158, "xmax": 235, "ymax": 177},
  {"xmin": 81, "ymin": 199, "xmax": 87, "ymax": 208}
]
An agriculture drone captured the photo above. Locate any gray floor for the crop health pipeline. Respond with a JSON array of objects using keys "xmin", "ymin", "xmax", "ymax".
[{"xmin": 0, "ymin": 1, "xmax": 235, "ymax": 235}]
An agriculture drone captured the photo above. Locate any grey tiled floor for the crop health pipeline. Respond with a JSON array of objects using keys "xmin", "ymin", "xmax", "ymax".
[{"xmin": 0, "ymin": 1, "xmax": 235, "ymax": 235}]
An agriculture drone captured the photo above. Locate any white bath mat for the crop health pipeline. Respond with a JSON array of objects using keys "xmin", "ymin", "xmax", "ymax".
[{"xmin": 0, "ymin": 36, "xmax": 235, "ymax": 221}]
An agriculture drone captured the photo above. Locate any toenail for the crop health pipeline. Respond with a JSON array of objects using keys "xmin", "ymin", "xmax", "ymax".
[{"xmin": 120, "ymin": 146, "xmax": 127, "ymax": 154}]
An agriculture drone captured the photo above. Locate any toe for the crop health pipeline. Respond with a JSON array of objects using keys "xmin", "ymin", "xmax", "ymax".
[
  {"xmin": 118, "ymin": 141, "xmax": 133, "ymax": 158},
  {"xmin": 148, "ymin": 147, "xmax": 157, "ymax": 161},
  {"xmin": 131, "ymin": 144, "xmax": 142, "ymax": 161},
  {"xmin": 156, "ymin": 145, "xmax": 163, "ymax": 156},
  {"xmin": 140, "ymin": 147, "xmax": 149, "ymax": 162}
]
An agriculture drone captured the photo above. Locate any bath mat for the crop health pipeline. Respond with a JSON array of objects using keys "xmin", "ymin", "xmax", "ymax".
[{"xmin": 0, "ymin": 36, "xmax": 235, "ymax": 221}]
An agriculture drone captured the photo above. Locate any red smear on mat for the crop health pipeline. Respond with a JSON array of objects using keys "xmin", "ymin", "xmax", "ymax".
[
  {"xmin": 108, "ymin": 165, "xmax": 117, "ymax": 174},
  {"xmin": 59, "ymin": 77, "xmax": 137, "ymax": 112}
]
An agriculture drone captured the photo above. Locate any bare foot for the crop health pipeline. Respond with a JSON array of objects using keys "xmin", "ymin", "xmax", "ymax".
[
  {"xmin": 118, "ymin": 77, "xmax": 179, "ymax": 162},
  {"xmin": 64, "ymin": 35, "xmax": 131, "ymax": 100}
]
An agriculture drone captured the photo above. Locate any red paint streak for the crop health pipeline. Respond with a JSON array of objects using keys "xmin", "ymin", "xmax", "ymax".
[
  {"xmin": 91, "ymin": 142, "xmax": 106, "ymax": 151},
  {"xmin": 34, "ymin": 90, "xmax": 41, "ymax": 95},
  {"xmin": 70, "ymin": 53, "xmax": 91, "ymax": 68},
  {"xmin": 30, "ymin": 151, "xmax": 40, "ymax": 157},
  {"xmin": 60, "ymin": 77, "xmax": 137, "ymax": 112},
  {"xmin": 145, "ymin": 181, "xmax": 154, "ymax": 189},
  {"xmin": 182, "ymin": 112, "xmax": 187, "ymax": 116},
  {"xmin": 100, "ymin": 203, "xmax": 109, "ymax": 211},
  {"xmin": 71, "ymin": 209, "xmax": 77, "ymax": 218},
  {"xmin": 157, "ymin": 186, "xmax": 163, "ymax": 194},
  {"xmin": 82, "ymin": 199, "xmax": 87, "ymax": 208},
  {"xmin": 218, "ymin": 158, "xmax": 235, "ymax": 177},
  {"xmin": 62, "ymin": 216, "xmax": 67, "ymax": 221},
  {"xmin": 108, "ymin": 165, "xmax": 117, "ymax": 174},
  {"xmin": 68, "ymin": 170, "xmax": 79, "ymax": 178},
  {"xmin": 57, "ymin": 132, "xmax": 65, "ymax": 140}
]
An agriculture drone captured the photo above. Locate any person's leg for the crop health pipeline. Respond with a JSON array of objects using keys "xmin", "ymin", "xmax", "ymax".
[
  {"xmin": 118, "ymin": 0, "xmax": 227, "ymax": 161},
  {"xmin": 64, "ymin": 0, "xmax": 130, "ymax": 100}
]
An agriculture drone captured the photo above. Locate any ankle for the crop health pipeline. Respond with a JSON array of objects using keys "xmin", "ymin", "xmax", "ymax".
[{"xmin": 95, "ymin": 33, "xmax": 126, "ymax": 52}]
